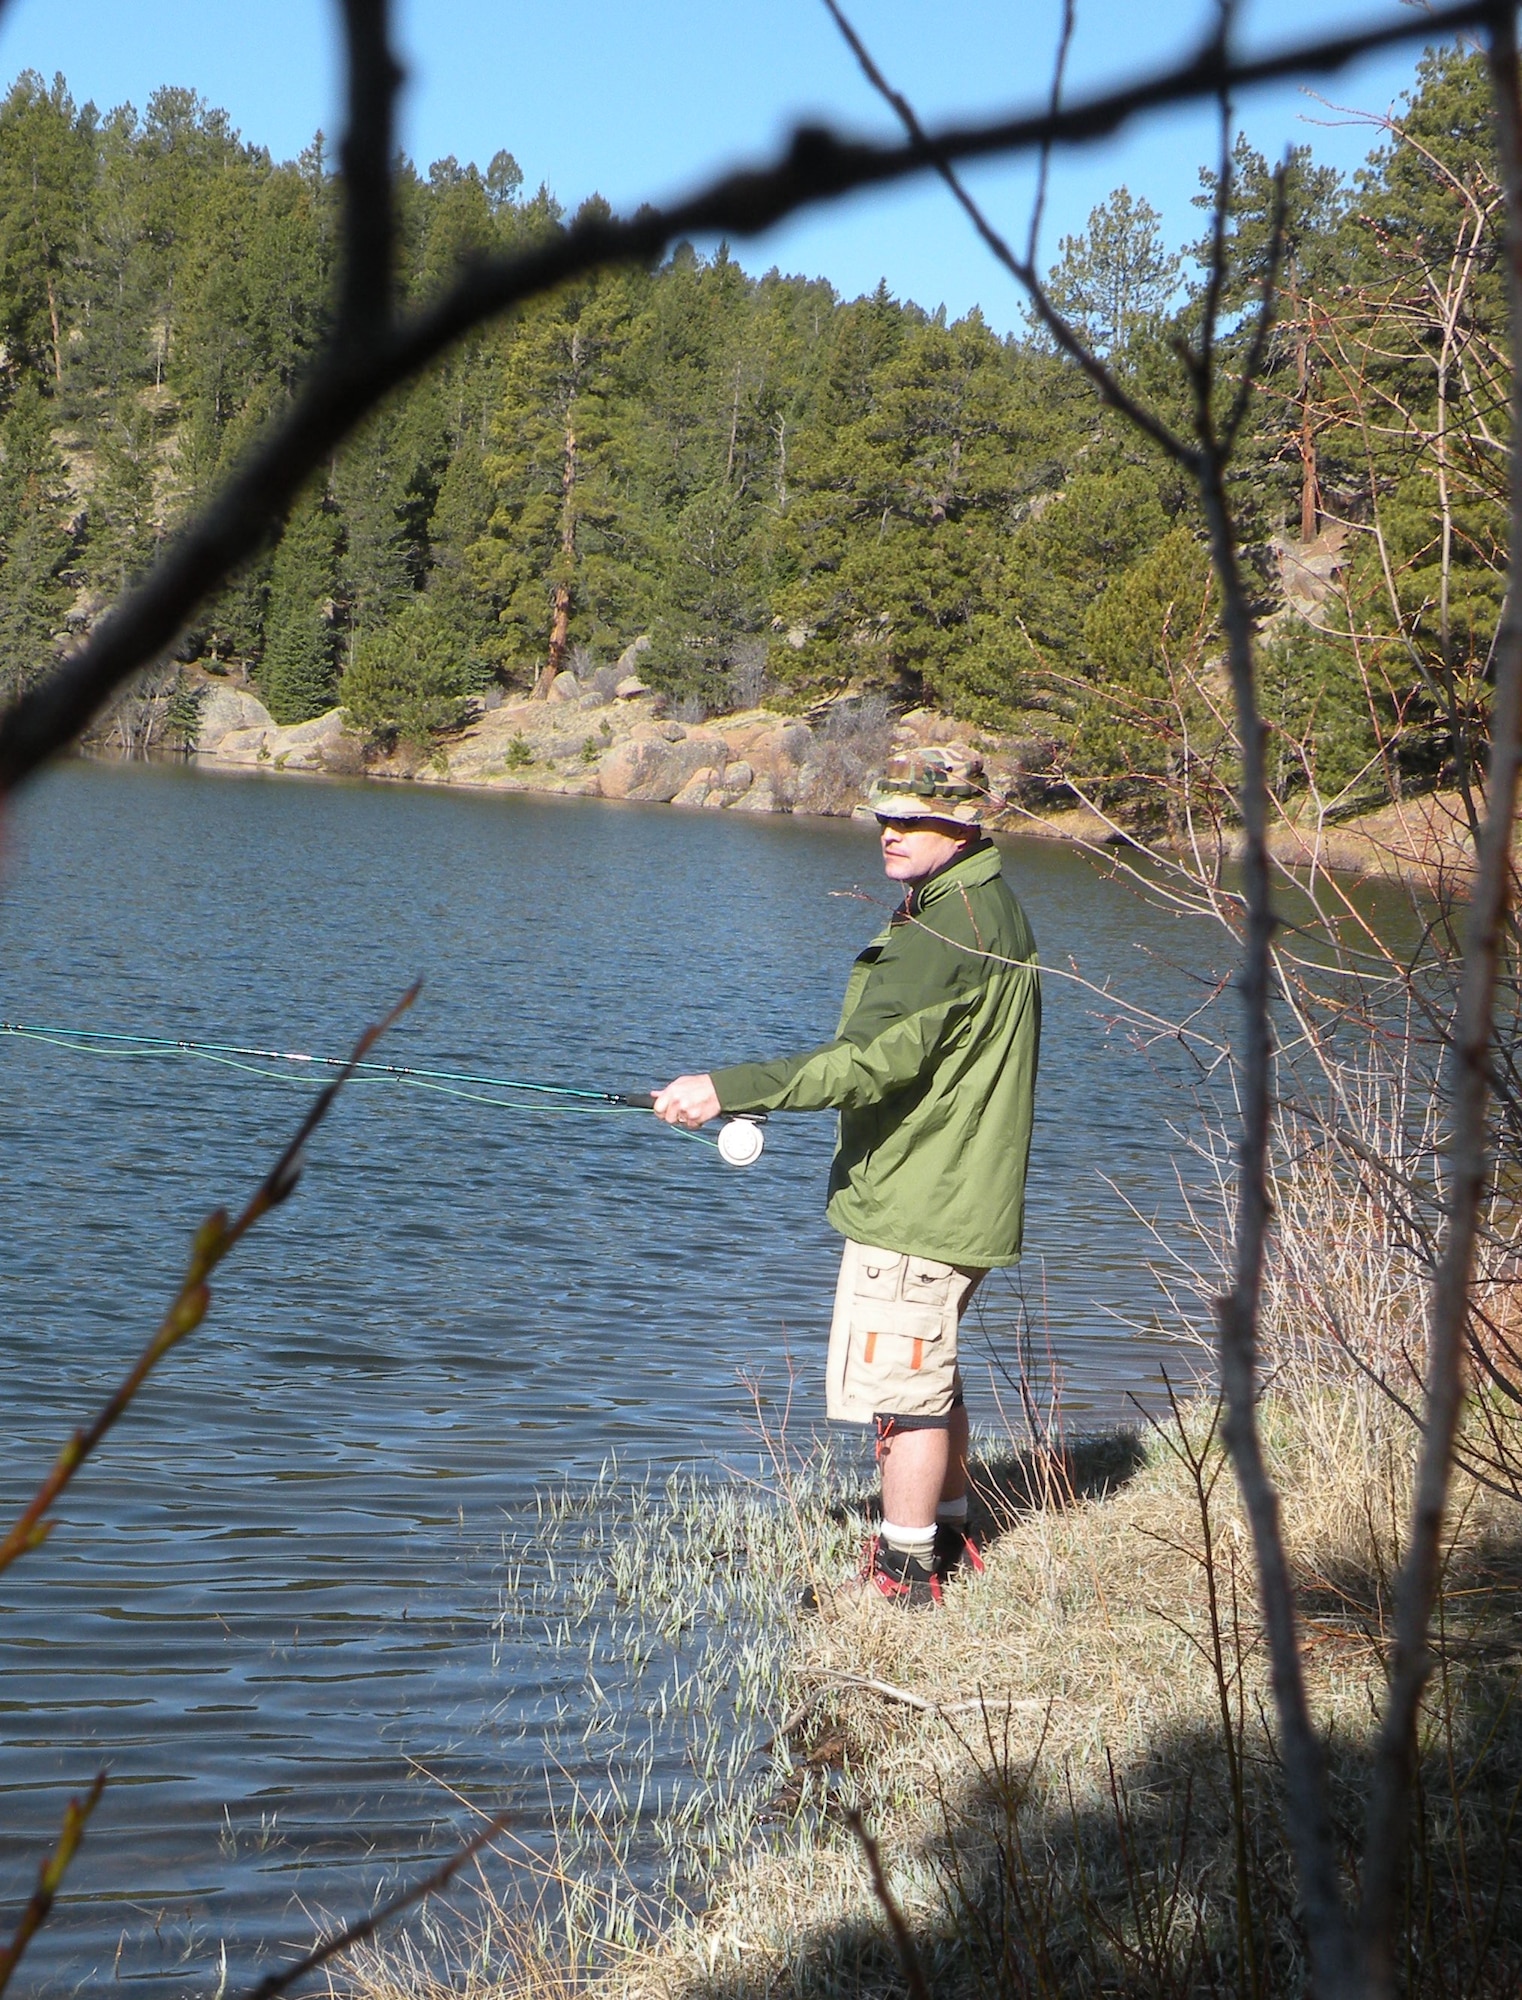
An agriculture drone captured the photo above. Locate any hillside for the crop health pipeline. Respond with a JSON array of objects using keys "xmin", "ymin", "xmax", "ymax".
[{"xmin": 0, "ymin": 45, "xmax": 1504, "ymax": 831}]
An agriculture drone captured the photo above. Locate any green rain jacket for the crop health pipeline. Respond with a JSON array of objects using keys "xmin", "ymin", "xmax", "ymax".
[{"xmin": 711, "ymin": 841, "xmax": 1040, "ymax": 1268}]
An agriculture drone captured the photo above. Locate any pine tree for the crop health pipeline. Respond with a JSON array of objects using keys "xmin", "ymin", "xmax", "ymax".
[
  {"xmin": 260, "ymin": 484, "xmax": 342, "ymax": 722},
  {"xmin": 480, "ymin": 246, "xmax": 645, "ymax": 689},
  {"xmin": 0, "ymin": 381, "xmax": 74, "ymax": 698},
  {"xmin": 0, "ymin": 72, "xmax": 93, "ymax": 390},
  {"xmin": 341, "ymin": 593, "xmax": 473, "ymax": 743},
  {"xmin": 773, "ymin": 312, "xmax": 1069, "ymax": 715},
  {"xmin": 1045, "ymin": 190, "xmax": 1181, "ymax": 363}
]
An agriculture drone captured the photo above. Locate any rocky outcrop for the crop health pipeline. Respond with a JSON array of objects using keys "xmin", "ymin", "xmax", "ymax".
[
  {"xmin": 190, "ymin": 669, "xmax": 1046, "ymax": 829},
  {"xmin": 1271, "ymin": 524, "xmax": 1348, "ymax": 617},
  {"xmin": 597, "ymin": 725, "xmax": 731, "ymax": 802},
  {"xmin": 729, "ymin": 774, "xmax": 778, "ymax": 813},
  {"xmin": 196, "ymin": 687, "xmax": 275, "ymax": 752},
  {"xmin": 200, "ymin": 704, "xmax": 352, "ymax": 772}
]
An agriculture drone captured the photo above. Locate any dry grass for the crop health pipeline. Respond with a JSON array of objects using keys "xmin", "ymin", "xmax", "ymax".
[
  {"xmin": 340, "ymin": 1086, "xmax": 1522, "ymax": 2000},
  {"xmin": 606, "ymin": 1393, "xmax": 1522, "ymax": 2000},
  {"xmin": 341, "ymin": 1372, "xmax": 1522, "ymax": 2000}
]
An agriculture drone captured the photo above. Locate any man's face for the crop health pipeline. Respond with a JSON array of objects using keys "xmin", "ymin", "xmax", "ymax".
[{"xmin": 878, "ymin": 816, "xmax": 974, "ymax": 884}]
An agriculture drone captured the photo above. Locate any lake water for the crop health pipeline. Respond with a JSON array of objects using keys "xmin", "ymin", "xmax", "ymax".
[{"xmin": 0, "ymin": 762, "xmax": 1220, "ymax": 1995}]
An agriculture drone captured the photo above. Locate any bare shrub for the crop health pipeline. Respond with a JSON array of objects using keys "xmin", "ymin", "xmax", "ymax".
[
  {"xmin": 320, "ymin": 732, "xmax": 368, "ymax": 779},
  {"xmin": 727, "ymin": 638, "xmax": 770, "ymax": 712},
  {"xmin": 792, "ymin": 695, "xmax": 895, "ymax": 817}
]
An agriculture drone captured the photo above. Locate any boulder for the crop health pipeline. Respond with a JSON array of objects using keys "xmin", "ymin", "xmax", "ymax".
[
  {"xmin": 547, "ymin": 671, "xmax": 580, "ymax": 702},
  {"xmin": 895, "ymin": 707, "xmax": 965, "ymax": 747},
  {"xmin": 198, "ymin": 686, "xmax": 275, "ymax": 753},
  {"xmin": 719, "ymin": 759, "xmax": 753, "ymax": 796},
  {"xmin": 725, "ymin": 721, "xmax": 813, "ymax": 782},
  {"xmin": 212, "ymin": 724, "xmax": 272, "ymax": 765},
  {"xmin": 615, "ymin": 674, "xmax": 651, "ymax": 700},
  {"xmin": 670, "ymin": 769, "xmax": 718, "ymax": 808},
  {"xmin": 597, "ymin": 734, "xmax": 717, "ymax": 802},
  {"xmin": 267, "ymin": 708, "xmax": 349, "ymax": 772},
  {"xmin": 1271, "ymin": 524, "xmax": 1349, "ymax": 616},
  {"xmin": 616, "ymin": 634, "xmax": 652, "ymax": 673},
  {"xmin": 729, "ymin": 774, "xmax": 779, "ymax": 813}
]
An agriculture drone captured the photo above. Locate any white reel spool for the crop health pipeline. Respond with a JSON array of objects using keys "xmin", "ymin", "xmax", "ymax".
[{"xmin": 717, "ymin": 1118, "xmax": 765, "ymax": 1168}]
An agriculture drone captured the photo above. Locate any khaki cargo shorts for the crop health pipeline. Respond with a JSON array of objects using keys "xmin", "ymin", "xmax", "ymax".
[{"xmin": 825, "ymin": 1239, "xmax": 986, "ymax": 1425}]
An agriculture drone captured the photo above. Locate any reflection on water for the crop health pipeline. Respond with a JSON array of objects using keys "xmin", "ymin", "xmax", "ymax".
[{"xmin": 0, "ymin": 763, "xmax": 1214, "ymax": 1992}]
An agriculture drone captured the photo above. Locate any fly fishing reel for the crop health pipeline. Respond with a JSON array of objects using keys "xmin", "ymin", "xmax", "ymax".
[
  {"xmin": 615, "ymin": 1091, "xmax": 766, "ymax": 1167},
  {"xmin": 716, "ymin": 1118, "xmax": 765, "ymax": 1168}
]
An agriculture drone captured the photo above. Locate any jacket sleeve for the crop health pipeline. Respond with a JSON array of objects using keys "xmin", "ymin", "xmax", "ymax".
[{"xmin": 711, "ymin": 926, "xmax": 975, "ymax": 1115}]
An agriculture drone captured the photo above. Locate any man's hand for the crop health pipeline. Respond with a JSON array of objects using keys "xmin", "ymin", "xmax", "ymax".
[{"xmin": 653, "ymin": 1074, "xmax": 721, "ymax": 1128}]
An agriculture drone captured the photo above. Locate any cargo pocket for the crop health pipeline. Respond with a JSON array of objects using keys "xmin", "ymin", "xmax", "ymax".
[
  {"xmin": 854, "ymin": 1252, "xmax": 907, "ymax": 1302},
  {"xmin": 847, "ymin": 1301, "xmax": 949, "ymax": 1417},
  {"xmin": 901, "ymin": 1257, "xmax": 956, "ymax": 1307}
]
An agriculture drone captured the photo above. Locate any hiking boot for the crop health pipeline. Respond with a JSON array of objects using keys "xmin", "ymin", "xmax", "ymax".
[
  {"xmin": 932, "ymin": 1521, "xmax": 985, "ymax": 1584},
  {"xmin": 834, "ymin": 1537, "xmax": 943, "ymax": 1609}
]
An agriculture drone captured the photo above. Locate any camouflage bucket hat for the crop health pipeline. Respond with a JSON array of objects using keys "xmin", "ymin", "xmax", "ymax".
[{"xmin": 861, "ymin": 748, "xmax": 988, "ymax": 825}]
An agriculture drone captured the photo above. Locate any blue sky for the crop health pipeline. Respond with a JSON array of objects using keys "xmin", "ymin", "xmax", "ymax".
[{"xmin": 0, "ymin": 0, "xmax": 1456, "ymax": 333}]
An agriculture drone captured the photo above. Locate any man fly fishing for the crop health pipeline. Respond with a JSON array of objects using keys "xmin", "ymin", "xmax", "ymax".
[{"xmin": 653, "ymin": 750, "xmax": 1040, "ymax": 1607}]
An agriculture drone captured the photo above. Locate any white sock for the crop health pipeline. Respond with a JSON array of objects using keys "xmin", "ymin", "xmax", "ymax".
[
  {"xmin": 879, "ymin": 1519, "xmax": 936, "ymax": 1559},
  {"xmin": 936, "ymin": 1496, "xmax": 969, "ymax": 1525}
]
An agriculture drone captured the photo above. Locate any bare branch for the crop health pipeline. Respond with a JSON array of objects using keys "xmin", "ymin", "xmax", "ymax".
[
  {"xmin": 1194, "ymin": 15, "xmax": 1239, "ymax": 380},
  {"xmin": 0, "ymin": 1772, "xmax": 106, "ymax": 1998},
  {"xmin": 0, "ymin": 0, "xmax": 1496, "ymax": 792},
  {"xmin": 821, "ymin": 0, "xmax": 1191, "ymax": 465},
  {"xmin": 234, "ymin": 1807, "xmax": 512, "ymax": 2000},
  {"xmin": 1026, "ymin": 0, "xmax": 1078, "ymax": 268},
  {"xmin": 1222, "ymin": 163, "xmax": 1291, "ymax": 454},
  {"xmin": 1357, "ymin": 8, "xmax": 1522, "ymax": 1984},
  {"xmin": 336, "ymin": 0, "xmax": 404, "ymax": 341},
  {"xmin": 0, "ymin": 983, "xmax": 420, "ymax": 1577},
  {"xmin": 843, "ymin": 1809, "xmax": 931, "ymax": 2000},
  {"xmin": 1195, "ymin": 262, "xmax": 1361, "ymax": 2000}
]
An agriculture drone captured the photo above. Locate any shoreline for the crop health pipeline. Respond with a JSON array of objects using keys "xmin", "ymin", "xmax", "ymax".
[
  {"xmin": 179, "ymin": 683, "xmax": 1489, "ymax": 893},
  {"xmin": 343, "ymin": 1381, "xmax": 1522, "ymax": 2000}
]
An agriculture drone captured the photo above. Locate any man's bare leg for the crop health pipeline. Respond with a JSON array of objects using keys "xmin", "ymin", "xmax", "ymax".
[{"xmin": 879, "ymin": 1422, "xmax": 955, "ymax": 1529}]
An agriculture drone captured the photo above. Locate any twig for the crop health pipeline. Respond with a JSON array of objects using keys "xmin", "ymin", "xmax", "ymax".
[
  {"xmin": 336, "ymin": 0, "xmax": 404, "ymax": 343},
  {"xmin": 821, "ymin": 0, "xmax": 1189, "ymax": 463},
  {"xmin": 232, "ymin": 1807, "xmax": 512, "ymax": 2000},
  {"xmin": 0, "ymin": 1772, "xmax": 106, "ymax": 1998},
  {"xmin": 808, "ymin": 1669, "xmax": 1049, "ymax": 1715},
  {"xmin": 1357, "ymin": 11, "xmax": 1522, "ymax": 1991},
  {"xmin": 1186, "ymin": 78, "xmax": 1359, "ymax": 1999},
  {"xmin": 0, "ymin": 0, "xmax": 1497, "ymax": 791},
  {"xmin": 0, "ymin": 982, "xmax": 419, "ymax": 1577},
  {"xmin": 844, "ymin": 1809, "xmax": 931, "ymax": 2000},
  {"xmin": 1026, "ymin": 0, "xmax": 1077, "ymax": 268}
]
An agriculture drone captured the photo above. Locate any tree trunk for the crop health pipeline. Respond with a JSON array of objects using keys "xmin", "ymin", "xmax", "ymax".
[
  {"xmin": 1297, "ymin": 322, "xmax": 1320, "ymax": 542},
  {"xmin": 533, "ymin": 420, "xmax": 577, "ymax": 698},
  {"xmin": 45, "ymin": 273, "xmax": 63, "ymax": 390}
]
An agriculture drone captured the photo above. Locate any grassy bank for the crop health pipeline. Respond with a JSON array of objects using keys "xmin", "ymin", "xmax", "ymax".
[{"xmin": 345, "ymin": 1372, "xmax": 1522, "ymax": 2000}]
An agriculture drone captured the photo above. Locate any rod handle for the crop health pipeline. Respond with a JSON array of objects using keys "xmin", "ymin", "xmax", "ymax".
[{"xmin": 613, "ymin": 1090, "xmax": 767, "ymax": 1124}]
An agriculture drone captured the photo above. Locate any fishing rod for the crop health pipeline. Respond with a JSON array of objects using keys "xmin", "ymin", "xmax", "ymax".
[{"xmin": 0, "ymin": 1020, "xmax": 767, "ymax": 1168}]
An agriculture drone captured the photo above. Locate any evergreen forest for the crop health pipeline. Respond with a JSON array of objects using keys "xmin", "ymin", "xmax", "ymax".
[{"xmin": 0, "ymin": 41, "xmax": 1503, "ymax": 814}]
